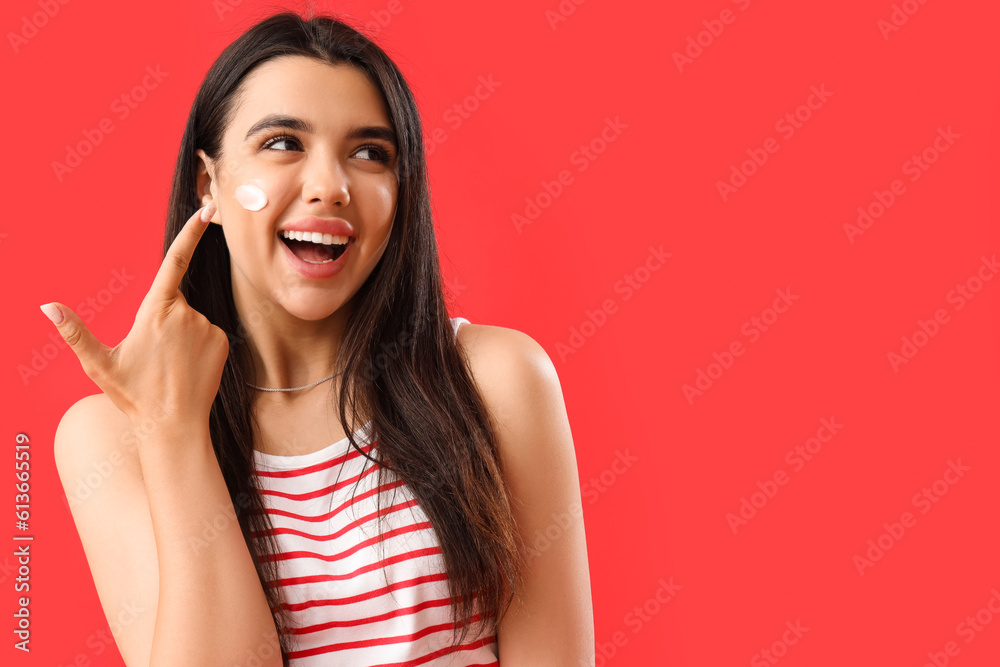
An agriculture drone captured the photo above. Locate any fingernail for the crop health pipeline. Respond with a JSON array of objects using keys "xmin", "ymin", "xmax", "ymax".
[
  {"xmin": 201, "ymin": 202, "xmax": 217, "ymax": 223},
  {"xmin": 40, "ymin": 303, "xmax": 64, "ymax": 325}
]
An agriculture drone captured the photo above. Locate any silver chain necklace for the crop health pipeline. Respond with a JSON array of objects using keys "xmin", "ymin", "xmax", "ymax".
[{"xmin": 245, "ymin": 369, "xmax": 344, "ymax": 392}]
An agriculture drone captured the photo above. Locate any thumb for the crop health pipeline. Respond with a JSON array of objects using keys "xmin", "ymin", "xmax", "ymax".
[{"xmin": 39, "ymin": 302, "xmax": 110, "ymax": 381}]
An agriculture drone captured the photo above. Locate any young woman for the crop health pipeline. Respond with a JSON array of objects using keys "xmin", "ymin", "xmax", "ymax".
[{"xmin": 44, "ymin": 11, "xmax": 593, "ymax": 667}]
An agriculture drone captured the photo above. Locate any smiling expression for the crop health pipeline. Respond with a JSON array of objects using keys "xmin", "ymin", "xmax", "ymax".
[{"xmin": 196, "ymin": 55, "xmax": 400, "ymax": 322}]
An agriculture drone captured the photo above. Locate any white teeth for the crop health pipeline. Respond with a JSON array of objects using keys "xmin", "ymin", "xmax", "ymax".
[{"xmin": 280, "ymin": 230, "xmax": 349, "ymax": 245}]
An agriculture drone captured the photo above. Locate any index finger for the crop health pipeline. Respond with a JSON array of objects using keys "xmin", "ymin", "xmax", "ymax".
[{"xmin": 149, "ymin": 204, "xmax": 213, "ymax": 301}]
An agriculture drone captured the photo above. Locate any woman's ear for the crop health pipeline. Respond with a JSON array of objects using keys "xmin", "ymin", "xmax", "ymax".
[{"xmin": 195, "ymin": 149, "xmax": 221, "ymax": 225}]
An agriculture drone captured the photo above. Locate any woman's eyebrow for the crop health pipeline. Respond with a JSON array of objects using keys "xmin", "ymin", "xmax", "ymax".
[
  {"xmin": 345, "ymin": 125, "xmax": 398, "ymax": 148},
  {"xmin": 244, "ymin": 114, "xmax": 312, "ymax": 140},
  {"xmin": 244, "ymin": 114, "xmax": 397, "ymax": 148}
]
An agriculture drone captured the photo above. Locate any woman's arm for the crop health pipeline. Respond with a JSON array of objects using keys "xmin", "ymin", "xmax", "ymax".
[
  {"xmin": 457, "ymin": 324, "xmax": 595, "ymax": 666},
  {"xmin": 55, "ymin": 393, "xmax": 282, "ymax": 667},
  {"xmin": 52, "ymin": 205, "xmax": 281, "ymax": 667}
]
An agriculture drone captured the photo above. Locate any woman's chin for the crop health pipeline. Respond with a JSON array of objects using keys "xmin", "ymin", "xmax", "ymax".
[{"xmin": 280, "ymin": 298, "xmax": 350, "ymax": 323}]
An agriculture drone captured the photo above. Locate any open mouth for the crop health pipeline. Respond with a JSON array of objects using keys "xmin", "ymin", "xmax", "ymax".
[{"xmin": 279, "ymin": 233, "xmax": 350, "ymax": 264}]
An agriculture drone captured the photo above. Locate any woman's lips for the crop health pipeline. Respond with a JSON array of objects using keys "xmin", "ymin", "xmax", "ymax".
[
  {"xmin": 280, "ymin": 235, "xmax": 348, "ymax": 263},
  {"xmin": 278, "ymin": 234, "xmax": 353, "ymax": 279}
]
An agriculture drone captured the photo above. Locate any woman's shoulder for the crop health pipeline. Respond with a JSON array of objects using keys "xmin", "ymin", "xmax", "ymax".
[
  {"xmin": 455, "ymin": 322, "xmax": 557, "ymax": 378},
  {"xmin": 53, "ymin": 393, "xmax": 140, "ymax": 485},
  {"xmin": 454, "ymin": 322, "xmax": 564, "ymax": 433},
  {"xmin": 56, "ymin": 392, "xmax": 133, "ymax": 440}
]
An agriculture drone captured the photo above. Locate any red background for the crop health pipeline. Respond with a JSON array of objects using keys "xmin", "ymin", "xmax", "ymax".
[{"xmin": 3, "ymin": 0, "xmax": 999, "ymax": 665}]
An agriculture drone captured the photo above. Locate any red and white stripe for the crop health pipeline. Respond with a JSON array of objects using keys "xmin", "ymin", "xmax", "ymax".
[{"xmin": 251, "ymin": 317, "xmax": 496, "ymax": 666}]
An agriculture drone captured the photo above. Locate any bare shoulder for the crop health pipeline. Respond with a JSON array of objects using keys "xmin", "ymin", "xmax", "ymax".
[
  {"xmin": 455, "ymin": 323, "xmax": 563, "ymax": 432},
  {"xmin": 54, "ymin": 393, "xmax": 139, "ymax": 481},
  {"xmin": 455, "ymin": 323, "xmax": 560, "ymax": 390},
  {"xmin": 454, "ymin": 322, "xmax": 572, "ymax": 464}
]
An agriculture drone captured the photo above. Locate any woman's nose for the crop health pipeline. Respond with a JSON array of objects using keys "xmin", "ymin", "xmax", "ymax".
[{"xmin": 301, "ymin": 153, "xmax": 350, "ymax": 206}]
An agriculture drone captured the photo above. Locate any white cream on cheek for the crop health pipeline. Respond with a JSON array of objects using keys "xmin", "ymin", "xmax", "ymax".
[{"xmin": 234, "ymin": 180, "xmax": 268, "ymax": 211}]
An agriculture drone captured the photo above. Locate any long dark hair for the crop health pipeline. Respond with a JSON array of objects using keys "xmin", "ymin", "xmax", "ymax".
[{"xmin": 164, "ymin": 11, "xmax": 524, "ymax": 663}]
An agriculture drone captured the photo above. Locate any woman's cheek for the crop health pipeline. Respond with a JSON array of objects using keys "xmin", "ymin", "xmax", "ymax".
[{"xmin": 234, "ymin": 178, "xmax": 269, "ymax": 211}]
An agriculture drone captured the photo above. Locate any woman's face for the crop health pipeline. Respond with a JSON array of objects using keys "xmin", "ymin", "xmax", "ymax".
[{"xmin": 195, "ymin": 55, "xmax": 399, "ymax": 322}]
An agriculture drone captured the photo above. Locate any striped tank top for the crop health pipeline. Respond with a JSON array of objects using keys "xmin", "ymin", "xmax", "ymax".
[{"xmin": 252, "ymin": 317, "xmax": 499, "ymax": 666}]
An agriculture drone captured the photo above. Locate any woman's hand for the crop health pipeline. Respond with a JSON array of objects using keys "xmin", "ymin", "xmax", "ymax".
[{"xmin": 41, "ymin": 204, "xmax": 229, "ymax": 431}]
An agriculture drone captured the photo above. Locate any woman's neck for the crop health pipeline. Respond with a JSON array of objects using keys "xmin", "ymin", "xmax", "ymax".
[{"xmin": 233, "ymin": 290, "xmax": 353, "ymax": 391}]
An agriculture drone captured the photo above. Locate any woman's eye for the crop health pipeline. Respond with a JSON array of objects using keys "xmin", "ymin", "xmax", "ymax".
[
  {"xmin": 260, "ymin": 136, "xmax": 391, "ymax": 162},
  {"xmin": 262, "ymin": 135, "xmax": 301, "ymax": 152},
  {"xmin": 355, "ymin": 144, "xmax": 391, "ymax": 163}
]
